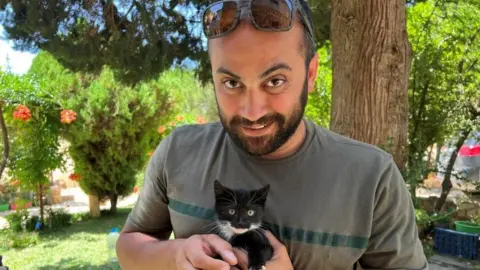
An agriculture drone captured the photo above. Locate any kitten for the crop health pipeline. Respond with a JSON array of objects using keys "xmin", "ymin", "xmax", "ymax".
[{"xmin": 213, "ymin": 180, "xmax": 274, "ymax": 270}]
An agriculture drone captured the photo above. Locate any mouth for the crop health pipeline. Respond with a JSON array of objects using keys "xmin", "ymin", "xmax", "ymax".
[{"xmin": 241, "ymin": 122, "xmax": 274, "ymax": 136}]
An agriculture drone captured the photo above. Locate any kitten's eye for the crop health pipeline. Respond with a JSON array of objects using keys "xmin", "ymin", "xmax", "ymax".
[
  {"xmin": 247, "ymin": 210, "xmax": 255, "ymax": 216},
  {"xmin": 228, "ymin": 209, "xmax": 235, "ymax": 215}
]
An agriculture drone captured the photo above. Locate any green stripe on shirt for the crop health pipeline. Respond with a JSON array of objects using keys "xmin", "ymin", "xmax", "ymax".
[{"xmin": 167, "ymin": 197, "xmax": 368, "ymax": 249}]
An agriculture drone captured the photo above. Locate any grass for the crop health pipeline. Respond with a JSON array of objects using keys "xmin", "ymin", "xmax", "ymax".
[{"xmin": 0, "ymin": 207, "xmax": 132, "ymax": 270}]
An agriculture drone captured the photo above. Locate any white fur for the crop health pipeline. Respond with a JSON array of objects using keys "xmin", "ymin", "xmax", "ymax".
[{"xmin": 216, "ymin": 221, "xmax": 263, "ymax": 241}]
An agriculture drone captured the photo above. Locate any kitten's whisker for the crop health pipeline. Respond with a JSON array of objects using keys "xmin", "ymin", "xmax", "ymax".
[
  {"xmin": 248, "ymin": 191, "xmax": 268, "ymax": 206},
  {"xmin": 224, "ymin": 188, "xmax": 238, "ymax": 205},
  {"xmin": 202, "ymin": 221, "xmax": 220, "ymax": 234},
  {"xmin": 247, "ymin": 189, "xmax": 260, "ymax": 206}
]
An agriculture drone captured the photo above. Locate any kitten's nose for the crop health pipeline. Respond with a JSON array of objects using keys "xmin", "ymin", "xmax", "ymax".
[{"xmin": 236, "ymin": 221, "xmax": 249, "ymax": 229}]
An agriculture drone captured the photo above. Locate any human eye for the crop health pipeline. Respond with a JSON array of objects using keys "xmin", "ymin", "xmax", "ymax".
[
  {"xmin": 223, "ymin": 79, "xmax": 243, "ymax": 90},
  {"xmin": 265, "ymin": 77, "xmax": 286, "ymax": 89}
]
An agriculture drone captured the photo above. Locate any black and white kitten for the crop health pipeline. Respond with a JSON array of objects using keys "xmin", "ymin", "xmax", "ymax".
[{"xmin": 213, "ymin": 180, "xmax": 273, "ymax": 270}]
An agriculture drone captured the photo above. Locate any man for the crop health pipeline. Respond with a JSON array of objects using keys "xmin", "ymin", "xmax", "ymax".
[{"xmin": 116, "ymin": 0, "xmax": 429, "ymax": 269}]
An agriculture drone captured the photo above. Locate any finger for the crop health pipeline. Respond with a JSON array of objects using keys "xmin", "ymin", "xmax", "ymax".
[
  {"xmin": 204, "ymin": 234, "xmax": 238, "ymax": 265},
  {"xmin": 264, "ymin": 231, "xmax": 282, "ymax": 247},
  {"xmin": 232, "ymin": 248, "xmax": 248, "ymax": 269},
  {"xmin": 178, "ymin": 261, "xmax": 199, "ymax": 270},
  {"xmin": 186, "ymin": 248, "xmax": 230, "ymax": 270}
]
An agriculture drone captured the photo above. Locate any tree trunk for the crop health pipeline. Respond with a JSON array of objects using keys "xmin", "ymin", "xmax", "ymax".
[
  {"xmin": 0, "ymin": 103, "xmax": 9, "ymax": 179},
  {"xmin": 38, "ymin": 183, "xmax": 44, "ymax": 225},
  {"xmin": 89, "ymin": 194, "xmax": 101, "ymax": 217},
  {"xmin": 434, "ymin": 143, "xmax": 442, "ymax": 172},
  {"xmin": 427, "ymin": 144, "xmax": 434, "ymax": 169},
  {"xmin": 434, "ymin": 129, "xmax": 471, "ymax": 212},
  {"xmin": 330, "ymin": 0, "xmax": 412, "ymax": 170},
  {"xmin": 109, "ymin": 194, "xmax": 118, "ymax": 215}
]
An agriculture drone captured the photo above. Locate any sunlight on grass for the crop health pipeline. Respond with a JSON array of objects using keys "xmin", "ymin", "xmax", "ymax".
[{"xmin": 1, "ymin": 208, "xmax": 132, "ymax": 270}]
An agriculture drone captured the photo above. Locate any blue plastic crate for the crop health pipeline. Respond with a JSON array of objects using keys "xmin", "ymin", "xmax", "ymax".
[{"xmin": 434, "ymin": 227, "xmax": 478, "ymax": 260}]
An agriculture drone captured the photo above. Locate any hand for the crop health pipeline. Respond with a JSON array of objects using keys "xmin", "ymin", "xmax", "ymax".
[
  {"xmin": 175, "ymin": 234, "xmax": 238, "ymax": 270},
  {"xmin": 232, "ymin": 231, "xmax": 293, "ymax": 270}
]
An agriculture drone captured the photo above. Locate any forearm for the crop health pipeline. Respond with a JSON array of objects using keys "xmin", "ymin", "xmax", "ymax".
[{"xmin": 116, "ymin": 232, "xmax": 185, "ymax": 270}]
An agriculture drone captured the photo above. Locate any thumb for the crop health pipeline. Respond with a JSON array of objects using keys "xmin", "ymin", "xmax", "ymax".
[{"xmin": 264, "ymin": 230, "xmax": 284, "ymax": 249}]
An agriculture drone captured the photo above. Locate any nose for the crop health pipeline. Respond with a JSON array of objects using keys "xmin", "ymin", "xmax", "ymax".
[
  {"xmin": 236, "ymin": 220, "xmax": 249, "ymax": 229},
  {"xmin": 240, "ymin": 87, "xmax": 268, "ymax": 122}
]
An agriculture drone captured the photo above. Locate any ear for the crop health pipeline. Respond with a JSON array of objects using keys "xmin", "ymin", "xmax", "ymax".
[
  {"xmin": 252, "ymin": 184, "xmax": 270, "ymax": 205},
  {"xmin": 214, "ymin": 179, "xmax": 226, "ymax": 197},
  {"xmin": 307, "ymin": 52, "xmax": 319, "ymax": 94}
]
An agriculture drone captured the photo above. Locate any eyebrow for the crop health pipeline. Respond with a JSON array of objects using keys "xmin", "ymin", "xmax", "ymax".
[
  {"xmin": 216, "ymin": 62, "xmax": 292, "ymax": 80},
  {"xmin": 260, "ymin": 63, "xmax": 292, "ymax": 78}
]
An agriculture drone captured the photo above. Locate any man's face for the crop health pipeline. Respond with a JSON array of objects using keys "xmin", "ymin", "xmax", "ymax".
[{"xmin": 209, "ymin": 19, "xmax": 318, "ymax": 156}]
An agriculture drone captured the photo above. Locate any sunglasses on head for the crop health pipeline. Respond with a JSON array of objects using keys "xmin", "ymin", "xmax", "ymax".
[{"xmin": 202, "ymin": 0, "xmax": 314, "ymax": 40}]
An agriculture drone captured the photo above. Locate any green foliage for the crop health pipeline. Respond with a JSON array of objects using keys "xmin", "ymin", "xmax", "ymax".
[
  {"xmin": 0, "ymin": 230, "xmax": 40, "ymax": 249},
  {"xmin": 28, "ymin": 51, "xmax": 174, "ymax": 207},
  {"xmin": 156, "ymin": 68, "xmax": 218, "ymax": 123},
  {"xmin": 305, "ymin": 43, "xmax": 332, "ymax": 128},
  {"xmin": 44, "ymin": 207, "xmax": 72, "ymax": 230},
  {"xmin": 0, "ymin": 70, "xmax": 65, "ymax": 192},
  {"xmin": 0, "ymin": 0, "xmax": 332, "ymax": 85},
  {"xmin": 405, "ymin": 0, "xmax": 480, "ymax": 189}
]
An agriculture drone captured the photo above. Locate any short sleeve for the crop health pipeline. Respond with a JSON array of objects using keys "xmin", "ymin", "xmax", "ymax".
[
  {"xmin": 123, "ymin": 135, "xmax": 173, "ymax": 240},
  {"xmin": 359, "ymin": 157, "xmax": 429, "ymax": 269}
]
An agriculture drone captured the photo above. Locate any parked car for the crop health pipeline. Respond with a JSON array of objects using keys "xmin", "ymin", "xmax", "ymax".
[{"xmin": 438, "ymin": 132, "xmax": 480, "ymax": 183}]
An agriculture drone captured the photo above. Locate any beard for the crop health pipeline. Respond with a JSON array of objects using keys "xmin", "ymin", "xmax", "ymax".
[{"xmin": 217, "ymin": 77, "xmax": 308, "ymax": 156}]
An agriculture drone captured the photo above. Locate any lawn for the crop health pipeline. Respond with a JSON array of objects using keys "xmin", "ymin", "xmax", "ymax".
[{"xmin": 0, "ymin": 207, "xmax": 132, "ymax": 270}]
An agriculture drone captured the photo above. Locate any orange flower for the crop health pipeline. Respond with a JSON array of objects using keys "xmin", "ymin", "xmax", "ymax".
[
  {"xmin": 157, "ymin": 125, "xmax": 166, "ymax": 134},
  {"xmin": 11, "ymin": 179, "xmax": 20, "ymax": 186},
  {"xmin": 169, "ymin": 121, "xmax": 176, "ymax": 127},
  {"xmin": 61, "ymin": 109, "xmax": 77, "ymax": 124},
  {"xmin": 148, "ymin": 151, "xmax": 154, "ymax": 157},
  {"xmin": 68, "ymin": 173, "xmax": 82, "ymax": 181},
  {"xmin": 13, "ymin": 105, "xmax": 32, "ymax": 122},
  {"xmin": 133, "ymin": 186, "xmax": 139, "ymax": 193},
  {"xmin": 175, "ymin": 115, "xmax": 184, "ymax": 122},
  {"xmin": 196, "ymin": 115, "xmax": 206, "ymax": 124}
]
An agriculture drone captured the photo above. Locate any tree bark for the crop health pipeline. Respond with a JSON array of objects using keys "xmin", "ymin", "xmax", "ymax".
[
  {"xmin": 330, "ymin": 0, "xmax": 412, "ymax": 170},
  {"xmin": 434, "ymin": 129, "xmax": 471, "ymax": 212},
  {"xmin": 0, "ymin": 102, "xmax": 9, "ymax": 179},
  {"xmin": 38, "ymin": 183, "xmax": 44, "ymax": 225},
  {"xmin": 109, "ymin": 194, "xmax": 118, "ymax": 215},
  {"xmin": 89, "ymin": 194, "xmax": 101, "ymax": 217}
]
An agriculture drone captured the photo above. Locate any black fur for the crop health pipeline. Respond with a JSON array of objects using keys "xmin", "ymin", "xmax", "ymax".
[{"xmin": 213, "ymin": 180, "xmax": 273, "ymax": 270}]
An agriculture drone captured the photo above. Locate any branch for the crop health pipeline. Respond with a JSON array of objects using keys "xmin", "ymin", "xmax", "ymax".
[{"xmin": 0, "ymin": 102, "xmax": 9, "ymax": 179}]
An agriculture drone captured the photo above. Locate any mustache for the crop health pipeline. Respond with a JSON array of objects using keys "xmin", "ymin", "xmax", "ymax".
[{"xmin": 229, "ymin": 113, "xmax": 285, "ymax": 127}]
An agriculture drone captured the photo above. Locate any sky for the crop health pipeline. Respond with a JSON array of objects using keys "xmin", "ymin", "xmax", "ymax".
[{"xmin": 0, "ymin": 25, "xmax": 36, "ymax": 75}]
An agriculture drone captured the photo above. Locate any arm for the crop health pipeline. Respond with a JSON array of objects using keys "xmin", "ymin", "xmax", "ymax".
[
  {"xmin": 116, "ymin": 135, "xmax": 182, "ymax": 269},
  {"xmin": 116, "ymin": 135, "xmax": 238, "ymax": 270},
  {"xmin": 359, "ymin": 157, "xmax": 429, "ymax": 270}
]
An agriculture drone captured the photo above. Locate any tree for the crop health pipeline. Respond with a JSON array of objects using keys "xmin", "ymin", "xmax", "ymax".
[
  {"xmin": 304, "ymin": 43, "xmax": 332, "ymax": 128},
  {"xmin": 0, "ymin": 0, "xmax": 332, "ymax": 85},
  {"xmin": 0, "ymin": 69, "xmax": 65, "ymax": 225},
  {"xmin": 28, "ymin": 51, "xmax": 173, "ymax": 215},
  {"xmin": 330, "ymin": 0, "xmax": 412, "ymax": 170},
  {"xmin": 406, "ymin": 0, "xmax": 480, "ymax": 203}
]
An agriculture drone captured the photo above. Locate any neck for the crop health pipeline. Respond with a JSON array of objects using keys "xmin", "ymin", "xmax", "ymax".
[{"xmin": 262, "ymin": 119, "xmax": 307, "ymax": 160}]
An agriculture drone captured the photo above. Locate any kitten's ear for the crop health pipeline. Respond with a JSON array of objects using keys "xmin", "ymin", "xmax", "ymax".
[
  {"xmin": 214, "ymin": 180, "xmax": 226, "ymax": 196},
  {"xmin": 253, "ymin": 184, "xmax": 270, "ymax": 205}
]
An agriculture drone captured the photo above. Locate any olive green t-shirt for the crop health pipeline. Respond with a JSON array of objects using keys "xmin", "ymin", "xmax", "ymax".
[{"xmin": 124, "ymin": 119, "xmax": 428, "ymax": 270}]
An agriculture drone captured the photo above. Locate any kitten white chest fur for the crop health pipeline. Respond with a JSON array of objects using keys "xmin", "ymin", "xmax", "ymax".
[{"xmin": 216, "ymin": 221, "xmax": 261, "ymax": 241}]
